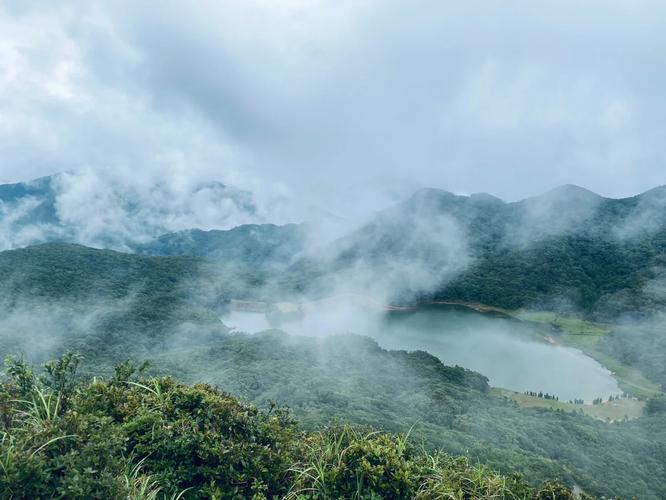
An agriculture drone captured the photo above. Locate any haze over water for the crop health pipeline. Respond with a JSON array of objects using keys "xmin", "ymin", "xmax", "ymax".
[{"xmin": 222, "ymin": 305, "xmax": 620, "ymax": 402}]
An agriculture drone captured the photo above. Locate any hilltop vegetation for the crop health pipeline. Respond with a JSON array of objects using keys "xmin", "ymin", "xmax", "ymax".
[
  {"xmin": 0, "ymin": 355, "xmax": 582, "ymax": 499},
  {"xmin": 135, "ymin": 224, "xmax": 307, "ymax": 269},
  {"xmin": 599, "ymin": 318, "xmax": 666, "ymax": 388}
]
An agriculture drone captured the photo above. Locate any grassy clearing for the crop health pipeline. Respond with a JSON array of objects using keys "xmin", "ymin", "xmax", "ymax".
[
  {"xmin": 495, "ymin": 388, "xmax": 645, "ymax": 422},
  {"xmin": 579, "ymin": 350, "xmax": 660, "ymax": 399}
]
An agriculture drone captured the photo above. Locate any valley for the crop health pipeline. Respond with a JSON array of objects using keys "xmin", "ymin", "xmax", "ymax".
[{"xmin": 2, "ymin": 184, "xmax": 666, "ymax": 498}]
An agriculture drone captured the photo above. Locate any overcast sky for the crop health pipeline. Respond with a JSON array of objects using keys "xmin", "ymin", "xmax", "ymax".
[{"xmin": 1, "ymin": 0, "xmax": 665, "ymax": 220}]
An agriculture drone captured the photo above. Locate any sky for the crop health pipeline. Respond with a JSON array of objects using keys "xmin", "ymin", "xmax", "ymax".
[{"xmin": 1, "ymin": 0, "xmax": 665, "ymax": 221}]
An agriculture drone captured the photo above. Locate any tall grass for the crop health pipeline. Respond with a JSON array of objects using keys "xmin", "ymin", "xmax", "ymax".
[{"xmin": 285, "ymin": 424, "xmax": 580, "ymax": 499}]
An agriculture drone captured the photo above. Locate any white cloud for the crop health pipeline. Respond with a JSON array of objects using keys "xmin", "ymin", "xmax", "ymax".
[{"xmin": 0, "ymin": 0, "xmax": 665, "ymax": 224}]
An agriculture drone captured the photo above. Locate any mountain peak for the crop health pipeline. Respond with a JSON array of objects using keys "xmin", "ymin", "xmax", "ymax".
[
  {"xmin": 469, "ymin": 192, "xmax": 505, "ymax": 205},
  {"xmin": 409, "ymin": 187, "xmax": 460, "ymax": 201},
  {"xmin": 637, "ymin": 184, "xmax": 666, "ymax": 200},
  {"xmin": 541, "ymin": 184, "xmax": 604, "ymax": 201}
]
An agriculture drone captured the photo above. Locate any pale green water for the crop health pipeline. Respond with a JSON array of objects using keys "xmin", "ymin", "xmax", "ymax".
[
  {"xmin": 222, "ymin": 303, "xmax": 620, "ymax": 402},
  {"xmin": 378, "ymin": 307, "xmax": 620, "ymax": 402}
]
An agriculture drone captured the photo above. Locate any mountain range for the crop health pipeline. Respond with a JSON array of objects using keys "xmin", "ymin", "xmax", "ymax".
[
  {"xmin": 0, "ymin": 173, "xmax": 258, "ymax": 250},
  {"xmin": 2, "ymin": 174, "xmax": 666, "ymax": 316}
]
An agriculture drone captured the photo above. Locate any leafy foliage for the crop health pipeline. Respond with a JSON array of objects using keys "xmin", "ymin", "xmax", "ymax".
[{"xmin": 0, "ymin": 356, "xmax": 582, "ymax": 499}]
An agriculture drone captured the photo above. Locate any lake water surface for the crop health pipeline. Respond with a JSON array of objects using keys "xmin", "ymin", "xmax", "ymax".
[{"xmin": 221, "ymin": 303, "xmax": 620, "ymax": 402}]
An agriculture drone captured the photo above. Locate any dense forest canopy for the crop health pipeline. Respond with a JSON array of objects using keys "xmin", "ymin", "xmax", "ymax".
[{"xmin": 3, "ymin": 180, "xmax": 666, "ymax": 319}]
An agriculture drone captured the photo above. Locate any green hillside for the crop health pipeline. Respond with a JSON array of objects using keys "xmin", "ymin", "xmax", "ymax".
[
  {"xmin": 284, "ymin": 186, "xmax": 666, "ymax": 317},
  {"xmin": 14, "ymin": 182, "xmax": 666, "ymax": 319}
]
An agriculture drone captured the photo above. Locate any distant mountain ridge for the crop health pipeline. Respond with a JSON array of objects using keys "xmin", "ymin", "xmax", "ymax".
[
  {"xmin": 0, "ymin": 174, "xmax": 59, "ymax": 220},
  {"xmin": 3, "ymin": 175, "xmax": 666, "ymax": 316},
  {"xmin": 132, "ymin": 182, "xmax": 666, "ymax": 316},
  {"xmin": 135, "ymin": 223, "xmax": 308, "ymax": 268},
  {"xmin": 0, "ymin": 173, "xmax": 259, "ymax": 251}
]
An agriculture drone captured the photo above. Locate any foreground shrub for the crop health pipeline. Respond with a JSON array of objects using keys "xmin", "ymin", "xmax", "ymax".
[
  {"xmin": 287, "ymin": 425, "xmax": 588, "ymax": 499},
  {"xmin": 0, "ymin": 355, "xmax": 588, "ymax": 499}
]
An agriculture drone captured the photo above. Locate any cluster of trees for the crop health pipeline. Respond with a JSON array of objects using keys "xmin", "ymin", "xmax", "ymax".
[
  {"xmin": 524, "ymin": 391, "xmax": 559, "ymax": 401},
  {"xmin": 590, "ymin": 394, "xmax": 626, "ymax": 405},
  {"xmin": 0, "ymin": 355, "xmax": 583, "ymax": 499},
  {"xmin": 564, "ymin": 394, "xmax": 626, "ymax": 405},
  {"xmin": 434, "ymin": 234, "xmax": 666, "ymax": 318},
  {"xmin": 521, "ymin": 391, "xmax": 627, "ymax": 406}
]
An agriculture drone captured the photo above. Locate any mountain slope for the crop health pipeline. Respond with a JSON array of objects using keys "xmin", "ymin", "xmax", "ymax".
[
  {"xmin": 0, "ymin": 175, "xmax": 59, "ymax": 223},
  {"xmin": 135, "ymin": 223, "xmax": 307, "ymax": 268},
  {"xmin": 3, "ymin": 177, "xmax": 666, "ymax": 317},
  {"xmin": 284, "ymin": 185, "xmax": 666, "ymax": 316},
  {"xmin": 131, "ymin": 184, "xmax": 666, "ymax": 317}
]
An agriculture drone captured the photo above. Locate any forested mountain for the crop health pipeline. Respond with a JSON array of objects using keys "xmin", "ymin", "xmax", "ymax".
[
  {"xmin": 135, "ymin": 223, "xmax": 308, "ymax": 268},
  {"xmin": 0, "ymin": 175, "xmax": 59, "ymax": 224},
  {"xmin": 282, "ymin": 185, "xmax": 666, "ymax": 317}
]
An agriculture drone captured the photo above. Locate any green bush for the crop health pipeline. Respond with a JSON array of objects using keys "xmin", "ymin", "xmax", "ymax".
[{"xmin": 0, "ymin": 355, "xmax": 586, "ymax": 499}]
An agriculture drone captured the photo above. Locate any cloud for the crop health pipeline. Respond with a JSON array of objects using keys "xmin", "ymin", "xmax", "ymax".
[
  {"xmin": 51, "ymin": 170, "xmax": 262, "ymax": 249},
  {"xmin": 0, "ymin": 0, "xmax": 665, "ymax": 223},
  {"xmin": 0, "ymin": 195, "xmax": 64, "ymax": 248}
]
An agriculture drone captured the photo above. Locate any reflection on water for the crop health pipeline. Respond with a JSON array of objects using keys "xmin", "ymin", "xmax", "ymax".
[{"xmin": 221, "ymin": 303, "xmax": 620, "ymax": 402}]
